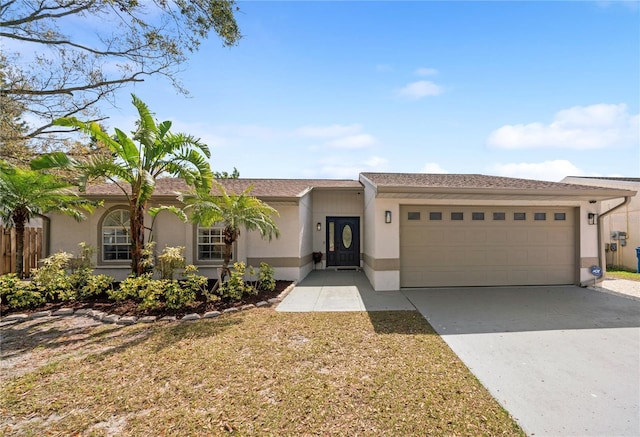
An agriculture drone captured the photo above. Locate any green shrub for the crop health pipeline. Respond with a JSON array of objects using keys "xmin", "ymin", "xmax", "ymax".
[
  {"xmin": 0, "ymin": 274, "xmax": 45, "ymax": 309},
  {"xmin": 162, "ymin": 279, "xmax": 196, "ymax": 309},
  {"xmin": 156, "ymin": 246, "xmax": 186, "ymax": 280},
  {"xmin": 219, "ymin": 261, "xmax": 250, "ymax": 300},
  {"xmin": 247, "ymin": 262, "xmax": 275, "ymax": 293},
  {"xmin": 183, "ymin": 265, "xmax": 216, "ymax": 302},
  {"xmin": 5, "ymin": 286, "xmax": 46, "ymax": 309},
  {"xmin": 258, "ymin": 262, "xmax": 276, "ymax": 292},
  {"xmin": 78, "ymin": 274, "xmax": 114, "ymax": 300},
  {"xmin": 140, "ymin": 241, "xmax": 156, "ymax": 274},
  {"xmin": 109, "ymin": 273, "xmax": 155, "ymax": 302},
  {"xmin": 31, "ymin": 252, "xmax": 74, "ymax": 301}
]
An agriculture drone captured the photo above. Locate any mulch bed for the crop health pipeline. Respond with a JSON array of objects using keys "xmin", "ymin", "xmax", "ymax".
[{"xmin": 1, "ymin": 280, "xmax": 292, "ymax": 319}]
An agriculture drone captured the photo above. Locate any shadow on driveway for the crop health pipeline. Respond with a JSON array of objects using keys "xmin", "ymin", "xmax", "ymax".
[{"xmin": 402, "ymin": 285, "xmax": 640, "ymax": 335}]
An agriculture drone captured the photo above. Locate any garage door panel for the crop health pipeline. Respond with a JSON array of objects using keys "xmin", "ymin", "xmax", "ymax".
[
  {"xmin": 400, "ymin": 206, "xmax": 576, "ymax": 287},
  {"xmin": 547, "ymin": 229, "xmax": 573, "ymax": 245},
  {"xmin": 528, "ymin": 229, "xmax": 549, "ymax": 244},
  {"xmin": 466, "ymin": 230, "xmax": 487, "ymax": 244},
  {"xmin": 486, "ymin": 230, "xmax": 509, "ymax": 243},
  {"xmin": 508, "ymin": 230, "xmax": 529, "ymax": 244}
]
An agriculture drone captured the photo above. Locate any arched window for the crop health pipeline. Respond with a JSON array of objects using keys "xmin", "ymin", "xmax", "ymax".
[{"xmin": 101, "ymin": 209, "xmax": 131, "ymax": 261}]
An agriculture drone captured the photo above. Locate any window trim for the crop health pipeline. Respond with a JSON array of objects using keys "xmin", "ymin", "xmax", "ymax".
[
  {"xmin": 193, "ymin": 223, "xmax": 233, "ymax": 266},
  {"xmin": 98, "ymin": 206, "xmax": 132, "ymax": 266}
]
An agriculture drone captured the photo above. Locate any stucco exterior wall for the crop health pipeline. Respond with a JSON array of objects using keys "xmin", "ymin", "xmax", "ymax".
[
  {"xmin": 245, "ymin": 202, "xmax": 305, "ymax": 281},
  {"xmin": 563, "ymin": 177, "xmax": 639, "ymax": 272}
]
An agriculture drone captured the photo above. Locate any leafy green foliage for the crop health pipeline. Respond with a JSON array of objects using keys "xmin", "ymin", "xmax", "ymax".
[
  {"xmin": 178, "ymin": 183, "xmax": 280, "ymax": 286},
  {"xmin": 31, "ymin": 252, "xmax": 75, "ymax": 301},
  {"xmin": 184, "ymin": 265, "xmax": 216, "ymax": 302},
  {"xmin": 77, "ymin": 274, "xmax": 114, "ymax": 300},
  {"xmin": 247, "ymin": 262, "xmax": 276, "ymax": 294},
  {"xmin": 31, "ymin": 95, "xmax": 213, "ymax": 277},
  {"xmin": 156, "ymin": 246, "xmax": 186, "ymax": 280},
  {"xmin": 162, "ymin": 280, "xmax": 196, "ymax": 310},
  {"xmin": 219, "ymin": 261, "xmax": 250, "ymax": 300},
  {"xmin": 213, "ymin": 167, "xmax": 240, "ymax": 179},
  {"xmin": 0, "ymin": 274, "xmax": 45, "ymax": 309},
  {"xmin": 0, "ymin": 161, "xmax": 100, "ymax": 277},
  {"xmin": 108, "ymin": 274, "xmax": 155, "ymax": 303}
]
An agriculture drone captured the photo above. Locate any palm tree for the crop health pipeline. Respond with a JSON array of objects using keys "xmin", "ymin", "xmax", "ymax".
[
  {"xmin": 31, "ymin": 94, "xmax": 213, "ymax": 276},
  {"xmin": 0, "ymin": 161, "xmax": 99, "ymax": 278},
  {"xmin": 179, "ymin": 183, "xmax": 280, "ymax": 284}
]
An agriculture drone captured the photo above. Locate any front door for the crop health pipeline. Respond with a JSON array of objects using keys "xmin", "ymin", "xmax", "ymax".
[{"xmin": 326, "ymin": 217, "xmax": 360, "ymax": 267}]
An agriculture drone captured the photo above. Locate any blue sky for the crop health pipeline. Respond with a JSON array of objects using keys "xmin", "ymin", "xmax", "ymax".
[{"xmin": 105, "ymin": 1, "xmax": 639, "ymax": 181}]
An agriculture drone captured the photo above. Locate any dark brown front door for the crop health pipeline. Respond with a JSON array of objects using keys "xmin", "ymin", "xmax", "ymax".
[{"xmin": 326, "ymin": 217, "xmax": 360, "ymax": 267}]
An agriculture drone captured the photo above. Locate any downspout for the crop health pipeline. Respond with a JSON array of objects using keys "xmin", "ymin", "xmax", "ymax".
[{"xmin": 582, "ymin": 196, "xmax": 631, "ymax": 287}]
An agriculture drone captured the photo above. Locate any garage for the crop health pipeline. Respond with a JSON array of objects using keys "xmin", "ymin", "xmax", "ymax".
[{"xmin": 400, "ymin": 205, "xmax": 577, "ymax": 287}]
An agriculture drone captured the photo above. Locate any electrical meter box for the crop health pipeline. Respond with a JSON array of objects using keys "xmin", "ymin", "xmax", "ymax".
[{"xmin": 611, "ymin": 231, "xmax": 627, "ymax": 240}]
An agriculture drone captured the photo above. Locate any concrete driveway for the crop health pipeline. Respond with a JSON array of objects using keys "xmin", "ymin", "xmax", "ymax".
[{"xmin": 404, "ymin": 286, "xmax": 640, "ymax": 437}]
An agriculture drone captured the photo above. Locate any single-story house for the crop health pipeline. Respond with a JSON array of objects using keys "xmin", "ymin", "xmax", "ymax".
[
  {"xmin": 44, "ymin": 173, "xmax": 636, "ymax": 290},
  {"xmin": 562, "ymin": 176, "xmax": 639, "ymax": 272}
]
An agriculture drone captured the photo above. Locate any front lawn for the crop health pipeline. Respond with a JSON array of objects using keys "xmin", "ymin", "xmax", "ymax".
[{"xmin": 0, "ymin": 310, "xmax": 523, "ymax": 436}]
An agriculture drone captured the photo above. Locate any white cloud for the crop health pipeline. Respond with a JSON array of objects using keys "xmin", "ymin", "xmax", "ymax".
[
  {"xmin": 326, "ymin": 133, "xmax": 377, "ymax": 149},
  {"xmin": 294, "ymin": 124, "xmax": 362, "ymax": 138},
  {"xmin": 415, "ymin": 67, "xmax": 438, "ymax": 76},
  {"xmin": 397, "ymin": 80, "xmax": 443, "ymax": 100},
  {"xmin": 376, "ymin": 64, "xmax": 393, "ymax": 72},
  {"xmin": 487, "ymin": 103, "xmax": 639, "ymax": 150},
  {"xmin": 421, "ymin": 162, "xmax": 448, "ymax": 173},
  {"xmin": 310, "ymin": 155, "xmax": 388, "ymax": 179},
  {"xmin": 488, "ymin": 160, "xmax": 587, "ymax": 182},
  {"xmin": 365, "ymin": 156, "xmax": 388, "ymax": 168}
]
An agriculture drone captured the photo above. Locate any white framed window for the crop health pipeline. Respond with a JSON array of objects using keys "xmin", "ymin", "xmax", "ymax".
[
  {"xmin": 197, "ymin": 225, "xmax": 228, "ymax": 261},
  {"xmin": 102, "ymin": 209, "xmax": 131, "ymax": 261}
]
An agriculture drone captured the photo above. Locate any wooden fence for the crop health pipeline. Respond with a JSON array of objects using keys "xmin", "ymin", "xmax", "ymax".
[{"xmin": 0, "ymin": 226, "xmax": 43, "ymax": 276}]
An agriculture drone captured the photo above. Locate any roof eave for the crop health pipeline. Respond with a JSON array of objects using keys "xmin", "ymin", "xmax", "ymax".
[{"xmin": 375, "ymin": 186, "xmax": 636, "ymax": 201}]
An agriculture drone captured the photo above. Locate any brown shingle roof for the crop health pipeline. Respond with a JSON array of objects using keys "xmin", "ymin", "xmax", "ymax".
[
  {"xmin": 82, "ymin": 178, "xmax": 361, "ymax": 199},
  {"xmin": 79, "ymin": 173, "xmax": 634, "ymax": 201},
  {"xmin": 360, "ymin": 172, "xmax": 622, "ymax": 192}
]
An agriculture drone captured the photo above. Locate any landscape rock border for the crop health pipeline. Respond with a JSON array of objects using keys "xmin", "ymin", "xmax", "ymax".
[{"xmin": 0, "ymin": 282, "xmax": 296, "ymax": 327}]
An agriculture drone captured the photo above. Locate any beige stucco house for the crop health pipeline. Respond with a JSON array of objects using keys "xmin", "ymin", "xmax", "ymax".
[
  {"xmin": 562, "ymin": 177, "xmax": 639, "ymax": 272},
  {"xmin": 44, "ymin": 173, "xmax": 636, "ymax": 291}
]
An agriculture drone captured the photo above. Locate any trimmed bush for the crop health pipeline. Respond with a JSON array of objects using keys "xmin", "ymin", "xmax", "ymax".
[{"xmin": 0, "ymin": 273, "xmax": 45, "ymax": 309}]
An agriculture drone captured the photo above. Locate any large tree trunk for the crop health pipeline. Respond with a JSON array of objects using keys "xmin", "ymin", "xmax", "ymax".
[
  {"xmin": 12, "ymin": 209, "xmax": 27, "ymax": 279},
  {"xmin": 130, "ymin": 202, "xmax": 147, "ymax": 276}
]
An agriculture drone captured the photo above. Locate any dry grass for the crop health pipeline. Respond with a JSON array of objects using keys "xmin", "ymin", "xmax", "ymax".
[{"xmin": 0, "ymin": 310, "xmax": 523, "ymax": 436}]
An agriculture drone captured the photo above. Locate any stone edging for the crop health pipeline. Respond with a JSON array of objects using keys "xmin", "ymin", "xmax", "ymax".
[{"xmin": 0, "ymin": 282, "xmax": 297, "ymax": 327}]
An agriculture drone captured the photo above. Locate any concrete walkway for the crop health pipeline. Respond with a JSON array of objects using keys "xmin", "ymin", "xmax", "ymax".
[{"xmin": 276, "ymin": 270, "xmax": 414, "ymax": 312}]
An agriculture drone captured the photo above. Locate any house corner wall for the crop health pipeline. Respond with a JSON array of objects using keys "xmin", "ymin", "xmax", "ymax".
[{"xmin": 362, "ymin": 182, "xmax": 401, "ymax": 291}]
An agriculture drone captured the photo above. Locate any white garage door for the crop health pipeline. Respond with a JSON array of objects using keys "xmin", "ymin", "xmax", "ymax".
[{"xmin": 400, "ymin": 206, "xmax": 577, "ymax": 287}]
